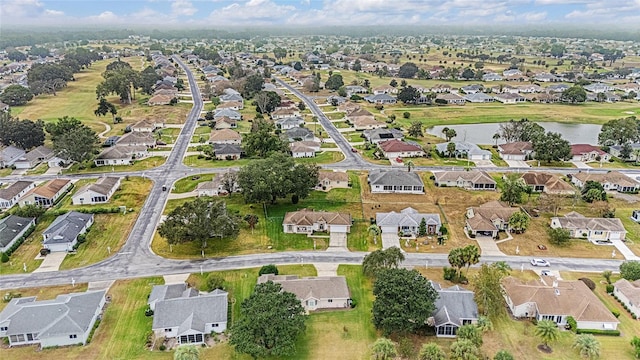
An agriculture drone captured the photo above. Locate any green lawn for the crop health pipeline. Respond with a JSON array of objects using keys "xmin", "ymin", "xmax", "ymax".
[
  {"xmin": 172, "ymin": 173, "xmax": 216, "ymax": 193},
  {"xmin": 479, "ymin": 145, "xmax": 508, "ymax": 167},
  {"xmin": 184, "ymin": 155, "xmax": 252, "ymax": 168},
  {"xmin": 296, "ymin": 151, "xmax": 345, "ymax": 164},
  {"xmin": 25, "ymin": 163, "xmax": 49, "ymax": 175},
  {"xmin": 62, "ymin": 156, "xmax": 166, "ymax": 174}
]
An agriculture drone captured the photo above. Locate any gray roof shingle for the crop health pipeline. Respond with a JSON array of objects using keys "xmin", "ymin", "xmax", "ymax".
[{"xmin": 43, "ymin": 211, "xmax": 93, "ymax": 245}]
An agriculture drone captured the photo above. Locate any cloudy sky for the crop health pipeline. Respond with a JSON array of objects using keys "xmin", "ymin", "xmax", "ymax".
[{"xmin": 1, "ymin": 0, "xmax": 639, "ymax": 27}]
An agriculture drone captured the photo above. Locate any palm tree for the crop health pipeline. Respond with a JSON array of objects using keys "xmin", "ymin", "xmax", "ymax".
[
  {"xmin": 371, "ymin": 338, "xmax": 396, "ymax": 360},
  {"xmin": 492, "ymin": 132, "xmax": 501, "ymax": 147},
  {"xmin": 634, "ymin": 148, "xmax": 640, "ymax": 165},
  {"xmin": 441, "ymin": 127, "xmax": 450, "ymax": 139},
  {"xmin": 405, "ymin": 160, "xmax": 415, "ymax": 172},
  {"xmin": 368, "ymin": 224, "xmax": 380, "ymax": 245},
  {"xmin": 447, "ymin": 142, "xmax": 457, "ymax": 158},
  {"xmin": 573, "ymin": 334, "xmax": 600, "ymax": 359},
  {"xmin": 174, "ymin": 345, "xmax": 200, "ymax": 360},
  {"xmin": 418, "ymin": 343, "xmax": 445, "ymax": 360},
  {"xmin": 535, "ymin": 320, "xmax": 559, "ymax": 351}
]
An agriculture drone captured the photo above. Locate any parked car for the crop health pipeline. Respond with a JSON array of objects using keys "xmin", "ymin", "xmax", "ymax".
[{"xmin": 531, "ymin": 258, "xmax": 550, "ymax": 267}]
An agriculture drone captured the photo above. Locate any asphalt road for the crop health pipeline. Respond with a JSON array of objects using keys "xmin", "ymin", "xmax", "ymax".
[{"xmin": 0, "ymin": 63, "xmax": 633, "ymax": 291}]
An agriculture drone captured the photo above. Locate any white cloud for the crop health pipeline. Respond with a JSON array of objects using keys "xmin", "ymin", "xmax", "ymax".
[
  {"xmin": 208, "ymin": 0, "xmax": 296, "ymax": 25},
  {"xmin": 523, "ymin": 11, "xmax": 547, "ymax": 21},
  {"xmin": 172, "ymin": 0, "xmax": 198, "ymax": 16},
  {"xmin": 44, "ymin": 9, "xmax": 65, "ymax": 16}
]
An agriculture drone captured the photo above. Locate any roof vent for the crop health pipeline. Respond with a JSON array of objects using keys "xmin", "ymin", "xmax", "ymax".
[{"xmin": 554, "ymin": 289, "xmax": 560, "ymax": 296}]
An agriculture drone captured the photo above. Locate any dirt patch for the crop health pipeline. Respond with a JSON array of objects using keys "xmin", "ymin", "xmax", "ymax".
[{"xmin": 537, "ymin": 344, "xmax": 553, "ymax": 353}]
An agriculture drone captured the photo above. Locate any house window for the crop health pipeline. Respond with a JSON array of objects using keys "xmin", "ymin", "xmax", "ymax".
[
  {"xmin": 413, "ymin": 186, "xmax": 422, "ymax": 191},
  {"xmin": 594, "ymin": 231, "xmax": 603, "ymax": 235},
  {"xmin": 307, "ymin": 300, "xmax": 316, "ymax": 307},
  {"xmin": 26, "ymin": 333, "xmax": 34, "ymax": 341},
  {"xmin": 383, "ymin": 185, "xmax": 392, "ymax": 191},
  {"xmin": 403, "ymin": 186, "xmax": 412, "ymax": 190},
  {"xmin": 69, "ymin": 334, "xmax": 78, "ymax": 339},
  {"xmin": 212, "ymin": 323, "xmax": 219, "ymax": 327},
  {"xmin": 0, "ymin": 327, "xmax": 7, "ymax": 331},
  {"xmin": 328, "ymin": 299, "xmax": 333, "ymax": 303},
  {"xmin": 437, "ymin": 325, "xmax": 457, "ymax": 336},
  {"xmin": 180, "ymin": 334, "xmax": 203, "ymax": 344},
  {"xmin": 10, "ymin": 334, "xmax": 25, "ymax": 343},
  {"xmin": 462, "ymin": 319, "xmax": 472, "ymax": 325},
  {"xmin": 164, "ymin": 328, "xmax": 172, "ymax": 332}
]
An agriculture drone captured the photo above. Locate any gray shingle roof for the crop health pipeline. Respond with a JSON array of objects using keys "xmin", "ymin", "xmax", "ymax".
[
  {"xmin": 431, "ymin": 282, "xmax": 478, "ymax": 327},
  {"xmin": 0, "ymin": 181, "xmax": 34, "ymax": 200},
  {"xmin": 0, "ymin": 290, "xmax": 105, "ymax": 337},
  {"xmin": 257, "ymin": 275, "xmax": 351, "ymax": 300},
  {"xmin": 213, "ymin": 143, "xmax": 242, "ymax": 155},
  {"xmin": 148, "ymin": 284, "xmax": 197, "ymax": 306},
  {"xmin": 152, "ymin": 290, "xmax": 228, "ymax": 335},
  {"xmin": 43, "ymin": 211, "xmax": 93, "ymax": 245},
  {"xmin": 0, "ymin": 215, "xmax": 34, "ymax": 248},
  {"xmin": 376, "ymin": 207, "xmax": 441, "ymax": 228},
  {"xmin": 368, "ymin": 169, "xmax": 424, "ymax": 187}
]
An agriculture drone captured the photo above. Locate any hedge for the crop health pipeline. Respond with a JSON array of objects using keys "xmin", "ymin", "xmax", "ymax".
[
  {"xmin": 74, "ymin": 207, "xmax": 122, "ymax": 214},
  {"xmin": 576, "ymin": 329, "xmax": 620, "ymax": 336}
]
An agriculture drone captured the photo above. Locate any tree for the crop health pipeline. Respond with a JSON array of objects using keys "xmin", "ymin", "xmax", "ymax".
[
  {"xmin": 258, "ymin": 264, "xmax": 279, "ymax": 275},
  {"xmin": 94, "ymin": 97, "xmax": 118, "ymax": 123},
  {"xmin": 362, "ymin": 247, "xmax": 405, "ymax": 277},
  {"xmin": 497, "ymin": 119, "xmax": 545, "ymax": 143},
  {"xmin": 0, "ymin": 113, "xmax": 45, "ymax": 150},
  {"xmin": 500, "ymin": 173, "xmax": 528, "ymax": 205},
  {"xmin": 508, "ymin": 211, "xmax": 530, "ymax": 233},
  {"xmin": 548, "ymin": 227, "xmax": 571, "ymax": 246},
  {"xmin": 620, "ymin": 261, "xmax": 640, "ymax": 281},
  {"xmin": 533, "ymin": 131, "xmax": 571, "ymax": 163},
  {"xmin": 631, "ymin": 336, "xmax": 640, "ymax": 358},
  {"xmin": 12, "ymin": 204, "xmax": 46, "ymax": 219},
  {"xmin": 398, "ymin": 62, "xmax": 419, "ymax": 78},
  {"xmin": 493, "ymin": 350, "xmax": 515, "ymax": 360},
  {"xmin": 581, "ymin": 181, "xmax": 607, "ymax": 203},
  {"xmin": 371, "ymin": 338, "xmax": 397, "ymax": 360},
  {"xmin": 405, "ymin": 160, "xmax": 415, "ymax": 173},
  {"xmin": 372, "ymin": 268, "xmax": 438, "ymax": 336},
  {"xmin": 447, "ymin": 245, "xmax": 480, "ymax": 280},
  {"xmin": 397, "ymin": 86, "xmax": 420, "ymax": 104},
  {"xmin": 173, "ymin": 345, "xmax": 199, "ymax": 360},
  {"xmin": 419, "ymin": 343, "xmax": 446, "ymax": 360},
  {"xmin": 597, "ymin": 116, "xmax": 639, "ymax": 146},
  {"xmin": 237, "ymin": 153, "xmax": 319, "ymax": 204},
  {"xmin": 457, "ymin": 324, "xmax": 482, "ymax": 347},
  {"xmin": 550, "ymin": 44, "xmax": 566, "ymax": 58},
  {"xmin": 7, "ymin": 50, "xmax": 27, "ymax": 61},
  {"xmin": 242, "ymin": 120, "xmax": 287, "ymax": 157},
  {"xmin": 446, "ymin": 142, "xmax": 457, "ymax": 157},
  {"xmin": 252, "ymin": 91, "xmax": 281, "ymax": 114},
  {"xmin": 293, "ymin": 62, "xmax": 303, "ymax": 71},
  {"xmin": 244, "ymin": 214, "xmax": 259, "ymax": 233},
  {"xmin": 450, "ymin": 339, "xmax": 481, "ymax": 360},
  {"xmin": 476, "ymin": 316, "xmax": 493, "ymax": 332},
  {"xmin": 230, "ymin": 281, "xmax": 306, "ymax": 359},
  {"xmin": 562, "ymin": 85, "xmax": 587, "ymax": 103},
  {"xmin": 367, "ymin": 224, "xmax": 381, "ymax": 246},
  {"xmin": 157, "ymin": 198, "xmax": 240, "ymax": 249},
  {"xmin": 0, "ymin": 85, "xmax": 33, "ymax": 106},
  {"xmin": 535, "ymin": 320, "xmax": 560, "ymax": 351},
  {"xmin": 461, "ymin": 68, "xmax": 475, "ymax": 79},
  {"xmin": 204, "ymin": 274, "xmax": 225, "ymax": 292},
  {"xmin": 492, "ymin": 133, "xmax": 501, "ymax": 147},
  {"xmin": 389, "ymin": 79, "xmax": 398, "ymax": 87},
  {"xmin": 445, "ymin": 128, "xmax": 457, "ymax": 141},
  {"xmin": 46, "ymin": 117, "xmax": 98, "ymax": 163},
  {"xmin": 242, "ymin": 74, "xmax": 265, "ymax": 98},
  {"xmin": 273, "ymin": 47, "xmax": 287, "ymax": 60},
  {"xmin": 325, "ymin": 74, "xmax": 344, "ymax": 90},
  {"xmin": 473, "ymin": 263, "xmax": 510, "ymax": 318},
  {"xmin": 139, "ymin": 66, "xmax": 162, "ymax": 95},
  {"xmin": 408, "ymin": 121, "xmax": 423, "ymax": 137}
]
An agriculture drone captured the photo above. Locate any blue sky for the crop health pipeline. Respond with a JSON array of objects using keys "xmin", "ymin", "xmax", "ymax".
[{"xmin": 1, "ymin": 0, "xmax": 639, "ymax": 27}]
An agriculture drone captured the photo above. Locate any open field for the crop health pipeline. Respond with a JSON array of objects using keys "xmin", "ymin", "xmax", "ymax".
[{"xmin": 172, "ymin": 173, "xmax": 216, "ymax": 193}]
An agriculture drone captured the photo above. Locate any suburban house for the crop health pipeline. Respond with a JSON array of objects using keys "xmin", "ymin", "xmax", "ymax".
[
  {"xmin": 148, "ymin": 94, "xmax": 175, "ymax": 106},
  {"xmin": 609, "ymin": 143, "xmax": 640, "ymax": 161},
  {"xmin": 257, "ymin": 274, "xmax": 351, "ymax": 312},
  {"xmin": 502, "ymin": 276, "xmax": 619, "ymax": 330},
  {"xmin": 0, "ymin": 215, "xmax": 36, "ymax": 253},
  {"xmin": 271, "ymin": 107, "xmax": 301, "ymax": 120},
  {"xmin": 436, "ymin": 93, "xmax": 466, "ymax": 105},
  {"xmin": 430, "ymin": 282, "xmax": 479, "ymax": 338},
  {"xmin": 19, "ymin": 179, "xmax": 72, "ymax": 208},
  {"xmin": 493, "ymin": 93, "xmax": 526, "ymax": 104},
  {"xmin": 345, "ymin": 85, "xmax": 369, "ymax": 96},
  {"xmin": 71, "ymin": 177, "xmax": 121, "ymax": 205},
  {"xmin": 460, "ymin": 84, "xmax": 483, "ymax": 94},
  {"xmin": 213, "ymin": 144, "xmax": 242, "ymax": 160},
  {"xmin": 378, "ymin": 140, "xmax": 425, "ymax": 159},
  {"xmin": 0, "ymin": 146, "xmax": 26, "ymax": 168},
  {"xmin": 195, "ymin": 170, "xmax": 238, "ymax": 197},
  {"xmin": 13, "ymin": 146, "xmax": 54, "ymax": 170},
  {"xmin": 0, "ymin": 290, "xmax": 106, "ymax": 348},
  {"xmin": 433, "ymin": 170, "xmax": 497, "ymax": 190},
  {"xmin": 363, "ymin": 128, "xmax": 404, "ymax": 144},
  {"xmin": 613, "ymin": 279, "xmax": 640, "ymax": 318},
  {"xmin": 275, "ymin": 116, "xmax": 305, "ymax": 130},
  {"xmin": 216, "ymin": 100, "xmax": 243, "ymax": 110},
  {"xmin": 376, "ymin": 207, "xmax": 441, "ymax": 236},
  {"xmin": 316, "ymin": 171, "xmax": 349, "ymax": 191},
  {"xmin": 117, "ymin": 131, "xmax": 156, "ymax": 147},
  {"xmin": 435, "ymin": 141, "xmax": 492, "ymax": 160},
  {"xmin": 550, "ymin": 212, "xmax": 626, "ymax": 244},
  {"xmin": 213, "ymin": 116, "xmax": 237, "ymax": 130},
  {"xmin": 131, "ymin": 119, "xmax": 163, "ymax": 132},
  {"xmin": 42, "ymin": 211, "xmax": 94, "ymax": 252},
  {"xmin": 151, "ymin": 286, "xmax": 228, "ymax": 345},
  {"xmin": 214, "ymin": 108, "xmax": 241, "ymax": 120},
  {"xmin": 465, "ymin": 201, "xmax": 519, "ymax": 238},
  {"xmin": 364, "ymin": 93, "xmax": 397, "ymax": 104},
  {"xmin": 571, "ymin": 171, "xmax": 639, "ymax": 193},
  {"xmin": 497, "ymin": 142, "xmax": 534, "ymax": 161},
  {"xmin": 94, "ymin": 145, "xmax": 148, "ymax": 167},
  {"xmin": 284, "ymin": 127, "xmax": 315, "ymax": 142},
  {"xmin": 282, "ymin": 209, "xmax": 352, "ymax": 234},
  {"xmin": 521, "ymin": 172, "xmax": 576, "ymax": 195},
  {"xmin": 368, "ymin": 169, "xmax": 425, "ymax": 194},
  {"xmin": 464, "ymin": 92, "xmax": 494, "ymax": 103},
  {"xmin": 350, "ymin": 115, "xmax": 386, "ymax": 130},
  {"xmin": 289, "ymin": 142, "xmax": 318, "ymax": 158},
  {"xmin": 208, "ymin": 129, "xmax": 242, "ymax": 145},
  {"xmin": 0, "ymin": 181, "xmax": 35, "ymax": 209},
  {"xmin": 372, "ymin": 84, "xmax": 398, "ymax": 95},
  {"xmin": 570, "ymin": 144, "xmax": 611, "ymax": 163}
]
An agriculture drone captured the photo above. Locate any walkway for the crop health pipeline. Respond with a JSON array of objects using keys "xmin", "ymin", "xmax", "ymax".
[
  {"xmin": 97, "ymin": 121, "xmax": 112, "ymax": 139},
  {"xmin": 612, "ymin": 240, "xmax": 640, "ymax": 260}
]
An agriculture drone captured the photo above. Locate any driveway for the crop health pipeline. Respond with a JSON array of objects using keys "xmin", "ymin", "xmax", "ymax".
[
  {"xmin": 608, "ymin": 191, "xmax": 639, "ymax": 203},
  {"xmin": 327, "ymin": 232, "xmax": 347, "ymax": 251},
  {"xmin": 612, "ymin": 240, "xmax": 640, "ymax": 260},
  {"xmin": 381, "ymin": 233, "xmax": 401, "ymax": 250},
  {"xmin": 571, "ymin": 161, "xmax": 592, "ymax": 169},
  {"xmin": 474, "ymin": 236, "xmax": 505, "ymax": 256},
  {"xmin": 33, "ymin": 252, "xmax": 67, "ymax": 273},
  {"xmin": 314, "ymin": 263, "xmax": 339, "ymax": 276},
  {"xmin": 505, "ymin": 160, "xmax": 530, "ymax": 168},
  {"xmin": 472, "ymin": 160, "xmax": 495, "ymax": 167}
]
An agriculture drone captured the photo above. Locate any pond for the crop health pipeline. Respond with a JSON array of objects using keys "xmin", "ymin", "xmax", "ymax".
[{"xmin": 427, "ymin": 122, "xmax": 602, "ymax": 145}]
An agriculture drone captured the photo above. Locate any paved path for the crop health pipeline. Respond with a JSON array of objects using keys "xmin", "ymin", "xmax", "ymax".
[
  {"xmin": 572, "ymin": 161, "xmax": 592, "ymax": 169},
  {"xmin": 612, "ymin": 240, "xmax": 640, "ymax": 260},
  {"xmin": 168, "ymin": 191, "xmax": 198, "ymax": 199},
  {"xmin": 327, "ymin": 232, "xmax": 347, "ymax": 251},
  {"xmin": 33, "ymin": 252, "xmax": 67, "ymax": 273},
  {"xmin": 381, "ymin": 233, "xmax": 401, "ymax": 250},
  {"xmin": 505, "ymin": 159, "xmax": 530, "ymax": 168},
  {"xmin": 164, "ymin": 273, "xmax": 191, "ymax": 284},
  {"xmin": 97, "ymin": 121, "xmax": 112, "ymax": 139},
  {"xmin": 314, "ymin": 263, "xmax": 339, "ymax": 276},
  {"xmin": 474, "ymin": 236, "xmax": 506, "ymax": 256}
]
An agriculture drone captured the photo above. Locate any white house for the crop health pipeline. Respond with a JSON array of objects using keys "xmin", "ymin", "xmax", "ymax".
[
  {"xmin": 497, "ymin": 142, "xmax": 534, "ymax": 161},
  {"xmin": 0, "ymin": 146, "xmax": 26, "ymax": 168},
  {"xmin": 19, "ymin": 179, "xmax": 72, "ymax": 208},
  {"xmin": 570, "ymin": 144, "xmax": 610, "ymax": 163},
  {"xmin": 376, "ymin": 207, "xmax": 441, "ymax": 236},
  {"xmin": 72, "ymin": 177, "xmax": 121, "ymax": 205},
  {"xmin": 431, "ymin": 282, "xmax": 479, "ymax": 338},
  {"xmin": 435, "ymin": 141, "xmax": 492, "ymax": 160},
  {"xmin": 571, "ymin": 171, "xmax": 639, "ymax": 193},
  {"xmin": 316, "ymin": 171, "xmax": 349, "ymax": 191},
  {"xmin": 283, "ymin": 209, "xmax": 351, "ymax": 234},
  {"xmin": 42, "ymin": 211, "xmax": 94, "ymax": 252},
  {"xmin": 257, "ymin": 274, "xmax": 351, "ymax": 313},
  {"xmin": 0, "ymin": 181, "xmax": 35, "ymax": 209},
  {"xmin": 367, "ymin": 169, "xmax": 424, "ymax": 194},
  {"xmin": 13, "ymin": 146, "xmax": 54, "ymax": 170},
  {"xmin": 550, "ymin": 212, "xmax": 626, "ymax": 244},
  {"xmin": 613, "ymin": 279, "xmax": 640, "ymax": 318},
  {"xmin": 0, "ymin": 215, "xmax": 36, "ymax": 253},
  {"xmin": 289, "ymin": 142, "xmax": 318, "ymax": 158},
  {"xmin": 0, "ymin": 290, "xmax": 106, "ymax": 348}
]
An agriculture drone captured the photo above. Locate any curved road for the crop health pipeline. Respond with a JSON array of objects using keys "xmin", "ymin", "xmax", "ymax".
[{"xmin": 0, "ymin": 60, "xmax": 632, "ymax": 290}]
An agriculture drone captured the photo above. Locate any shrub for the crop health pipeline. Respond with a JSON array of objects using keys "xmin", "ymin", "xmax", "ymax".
[
  {"xmin": 397, "ymin": 337, "xmax": 414, "ymax": 359},
  {"xmin": 403, "ymin": 112, "xmax": 410, "ymax": 119},
  {"xmin": 350, "ymin": 298, "xmax": 357, "ymax": 308},
  {"xmin": 578, "ymin": 277, "xmax": 596, "ymax": 291},
  {"xmin": 291, "ymin": 194, "xmax": 299, "ymax": 204},
  {"xmin": 612, "ymin": 309, "xmax": 620, "ymax": 318},
  {"xmin": 0, "ymin": 252, "xmax": 8, "ymax": 263},
  {"xmin": 374, "ymin": 104, "xmax": 384, "ymax": 111},
  {"xmin": 205, "ymin": 274, "xmax": 225, "ymax": 292},
  {"xmin": 144, "ymin": 307, "xmax": 154, "ymax": 316},
  {"xmin": 566, "ymin": 316, "xmax": 577, "ymax": 333},
  {"xmin": 159, "ymin": 344, "xmax": 166, "ymax": 351},
  {"xmin": 443, "ymin": 267, "xmax": 457, "ymax": 281},
  {"xmin": 258, "ymin": 264, "xmax": 279, "ymax": 276},
  {"xmin": 576, "ymin": 329, "xmax": 620, "ymax": 336},
  {"xmin": 606, "ymin": 284, "xmax": 614, "ymax": 294}
]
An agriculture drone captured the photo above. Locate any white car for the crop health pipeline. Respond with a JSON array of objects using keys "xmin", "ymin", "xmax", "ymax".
[{"xmin": 531, "ymin": 258, "xmax": 550, "ymax": 267}]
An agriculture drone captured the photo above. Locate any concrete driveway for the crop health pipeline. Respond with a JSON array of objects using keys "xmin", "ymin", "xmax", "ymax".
[
  {"xmin": 327, "ymin": 232, "xmax": 347, "ymax": 251},
  {"xmin": 505, "ymin": 160, "xmax": 530, "ymax": 168},
  {"xmin": 571, "ymin": 161, "xmax": 592, "ymax": 169},
  {"xmin": 473, "ymin": 160, "xmax": 495, "ymax": 167},
  {"xmin": 474, "ymin": 236, "xmax": 505, "ymax": 256},
  {"xmin": 381, "ymin": 233, "xmax": 401, "ymax": 249},
  {"xmin": 33, "ymin": 252, "xmax": 67, "ymax": 273}
]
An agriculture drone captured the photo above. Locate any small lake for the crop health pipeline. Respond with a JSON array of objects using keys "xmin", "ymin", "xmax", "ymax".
[{"xmin": 427, "ymin": 122, "xmax": 602, "ymax": 145}]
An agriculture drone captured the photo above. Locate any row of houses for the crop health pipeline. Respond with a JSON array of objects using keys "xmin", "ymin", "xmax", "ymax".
[{"xmin": 497, "ymin": 142, "xmax": 612, "ymax": 163}]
